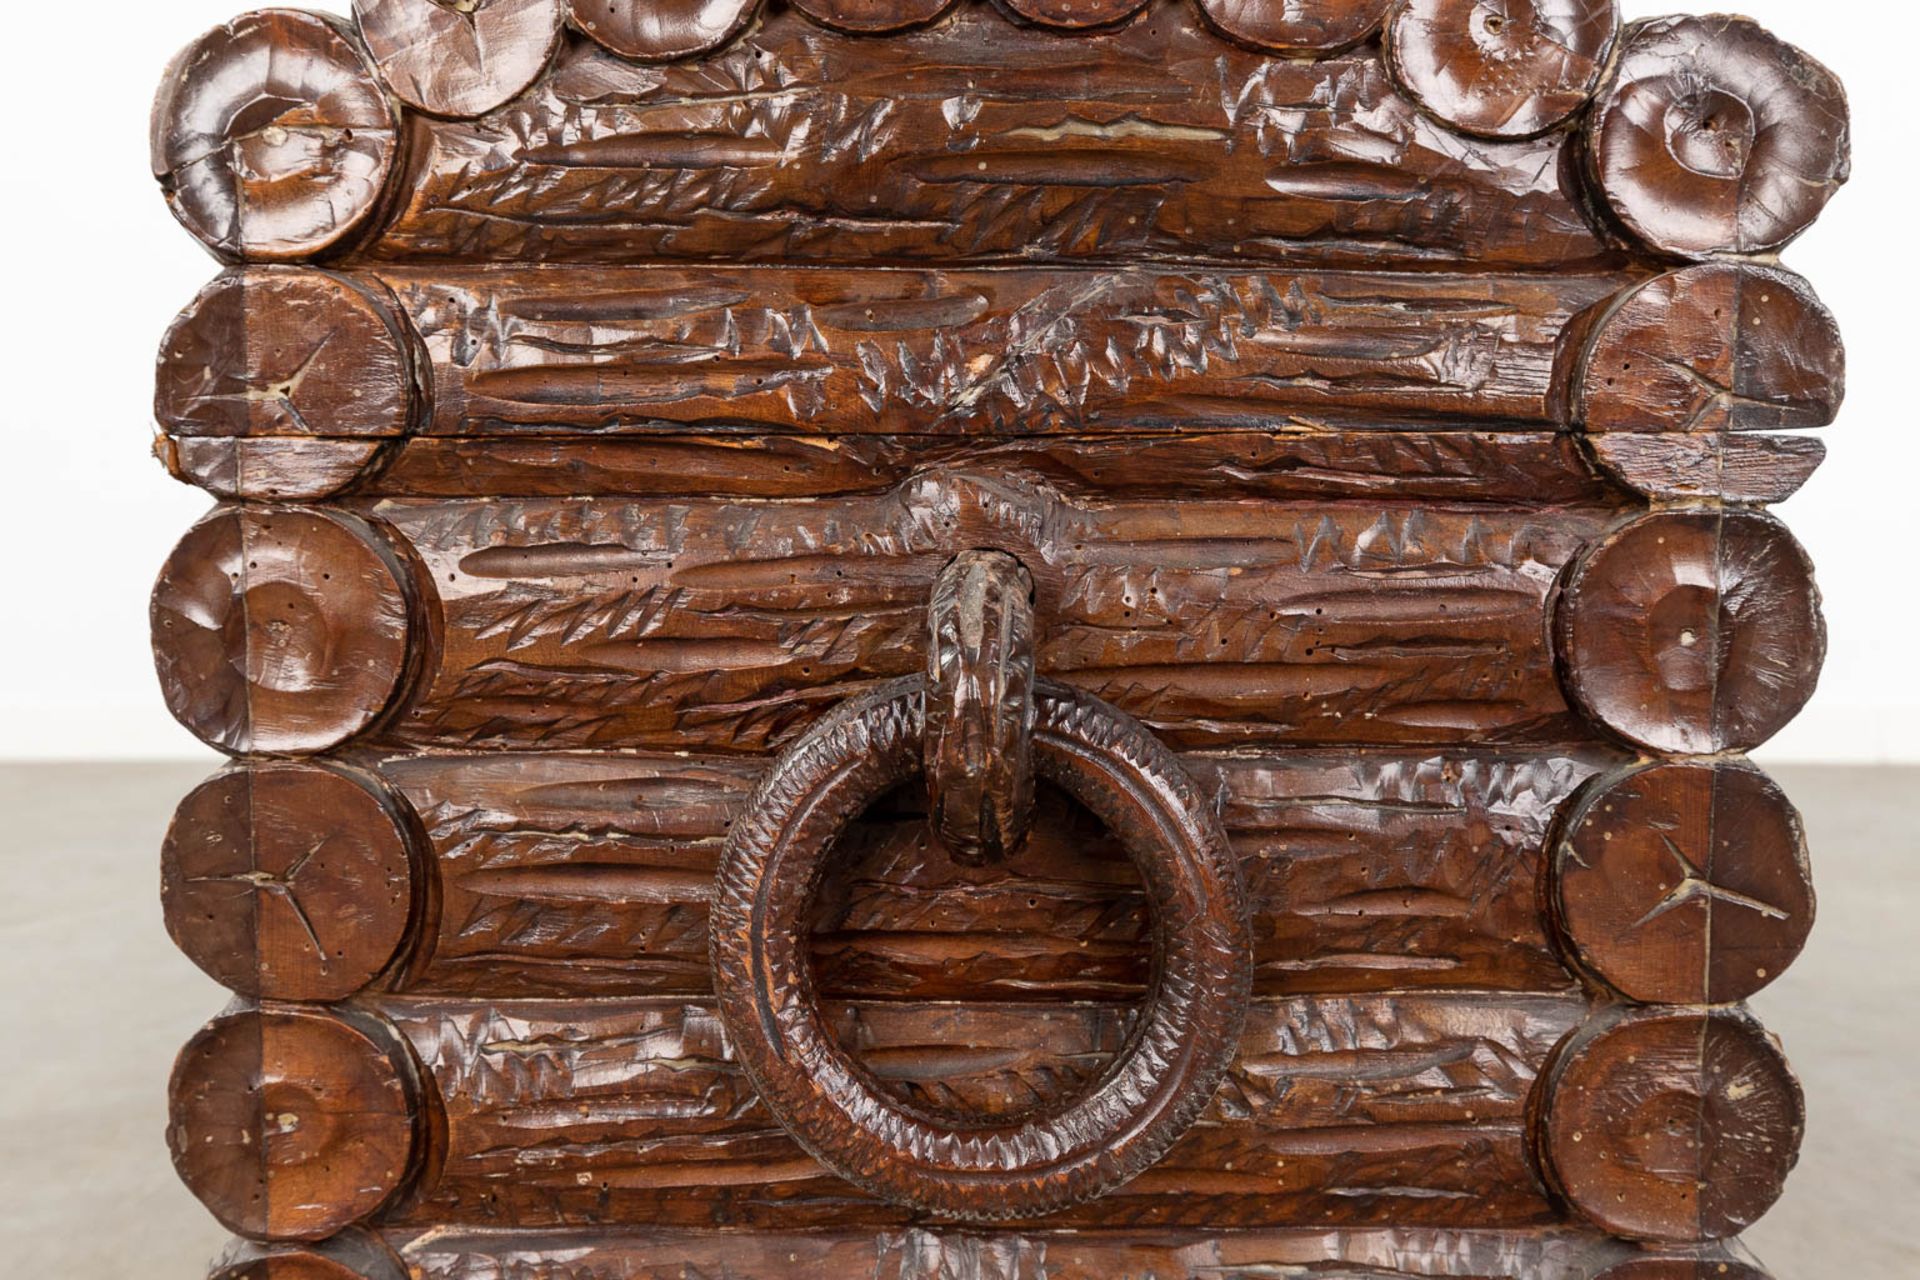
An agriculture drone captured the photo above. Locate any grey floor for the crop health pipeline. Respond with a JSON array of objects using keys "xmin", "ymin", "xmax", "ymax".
[{"xmin": 0, "ymin": 764, "xmax": 1914, "ymax": 1276}]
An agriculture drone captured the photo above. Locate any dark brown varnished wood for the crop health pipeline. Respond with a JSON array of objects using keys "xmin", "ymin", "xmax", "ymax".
[
  {"xmin": 211, "ymin": 1231, "xmax": 409, "ymax": 1280},
  {"xmin": 1385, "ymin": 0, "xmax": 1619, "ymax": 140},
  {"xmin": 374, "ymin": 990, "xmax": 1575, "ymax": 1229},
  {"xmin": 1538, "ymin": 1006, "xmax": 1803, "ymax": 1243},
  {"xmin": 144, "ymin": 0, "xmax": 1845, "ymax": 1271},
  {"xmin": 372, "ymin": 264, "xmax": 1633, "ymax": 436},
  {"xmin": 1001, "ymin": 0, "xmax": 1151, "ymax": 30},
  {"xmin": 791, "ymin": 0, "xmax": 959, "ymax": 33},
  {"xmin": 152, "ymin": 11, "xmax": 399, "ymax": 262},
  {"xmin": 1552, "ymin": 760, "xmax": 1814, "ymax": 1005},
  {"xmin": 169, "ymin": 1006, "xmax": 419, "ymax": 1242},
  {"xmin": 378, "ymin": 1227, "xmax": 1765, "ymax": 1279},
  {"xmin": 1587, "ymin": 15, "xmax": 1850, "ymax": 258},
  {"xmin": 366, "ymin": 487, "xmax": 1608, "ymax": 754},
  {"xmin": 151, "ymin": 507, "xmax": 416, "ymax": 755},
  {"xmin": 162, "ymin": 762, "xmax": 419, "ymax": 1002},
  {"xmin": 1198, "ymin": 0, "xmax": 1387, "ymax": 54},
  {"xmin": 1555, "ymin": 509, "xmax": 1825, "ymax": 756},
  {"xmin": 711, "ymin": 677, "xmax": 1250, "ymax": 1219},
  {"xmin": 355, "ymin": 0, "xmax": 567, "ymax": 120},
  {"xmin": 156, "ymin": 269, "xmax": 422, "ymax": 440},
  {"xmin": 567, "ymin": 0, "xmax": 760, "ymax": 60},
  {"xmin": 366, "ymin": 4, "xmax": 1614, "ymax": 269},
  {"xmin": 926, "ymin": 551, "xmax": 1038, "ymax": 865},
  {"xmin": 351, "ymin": 744, "xmax": 1611, "ymax": 1001}
]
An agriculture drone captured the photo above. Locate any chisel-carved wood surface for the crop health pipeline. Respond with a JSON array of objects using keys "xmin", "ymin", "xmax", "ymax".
[{"xmin": 146, "ymin": 0, "xmax": 1847, "ymax": 1275}]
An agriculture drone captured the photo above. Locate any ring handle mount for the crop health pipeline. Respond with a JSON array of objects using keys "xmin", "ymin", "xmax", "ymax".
[
  {"xmin": 925, "ymin": 550, "xmax": 1037, "ymax": 867},
  {"xmin": 710, "ymin": 677, "xmax": 1252, "ymax": 1221}
]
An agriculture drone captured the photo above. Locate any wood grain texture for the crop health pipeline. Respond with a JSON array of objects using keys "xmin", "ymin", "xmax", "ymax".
[
  {"xmin": 1555, "ymin": 510, "xmax": 1825, "ymax": 756},
  {"xmin": 329, "ymin": 430, "xmax": 1624, "ymax": 504},
  {"xmin": 151, "ymin": 506, "xmax": 416, "ymax": 755},
  {"xmin": 1538, "ymin": 1007, "xmax": 1803, "ymax": 1243},
  {"xmin": 1385, "ymin": 0, "xmax": 1619, "ymax": 140},
  {"xmin": 169, "ymin": 1006, "xmax": 418, "ymax": 1242},
  {"xmin": 145, "ymin": 0, "xmax": 1843, "ymax": 1262},
  {"xmin": 568, "ymin": 0, "xmax": 760, "ymax": 60},
  {"xmin": 1001, "ymin": 0, "xmax": 1151, "ymax": 31},
  {"xmin": 359, "ymin": 744, "xmax": 1612, "ymax": 1000},
  {"xmin": 156, "ymin": 269, "xmax": 423, "ymax": 440},
  {"xmin": 212, "ymin": 1231, "xmax": 409, "ymax": 1280},
  {"xmin": 162, "ymin": 762, "xmax": 418, "ymax": 1002},
  {"xmin": 366, "ymin": 3, "xmax": 1614, "ymax": 269},
  {"xmin": 384, "ymin": 1225, "xmax": 1763, "ymax": 1279},
  {"xmin": 791, "ymin": 0, "xmax": 959, "ymax": 33},
  {"xmin": 378, "ymin": 991, "xmax": 1582, "ymax": 1229},
  {"xmin": 1552, "ymin": 760, "xmax": 1813, "ymax": 1005},
  {"xmin": 364, "ymin": 485, "xmax": 1609, "ymax": 755},
  {"xmin": 1577, "ymin": 266, "xmax": 1844, "ymax": 438},
  {"xmin": 368, "ymin": 264, "xmax": 1631, "ymax": 436},
  {"xmin": 159, "ymin": 436, "xmax": 393, "ymax": 502},
  {"xmin": 925, "ymin": 551, "xmax": 1038, "ymax": 864},
  {"xmin": 1587, "ymin": 15, "xmax": 1850, "ymax": 258},
  {"xmin": 1198, "ymin": 0, "xmax": 1388, "ymax": 54},
  {"xmin": 710, "ymin": 678, "xmax": 1250, "ymax": 1218},
  {"xmin": 151, "ymin": 11, "xmax": 398, "ymax": 261},
  {"xmin": 1574, "ymin": 263, "xmax": 1841, "ymax": 501},
  {"xmin": 1593, "ymin": 1257, "xmax": 1771, "ymax": 1280},
  {"xmin": 356, "ymin": 0, "xmax": 567, "ymax": 120}
]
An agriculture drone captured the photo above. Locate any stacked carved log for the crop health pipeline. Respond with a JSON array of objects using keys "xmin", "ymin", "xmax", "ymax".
[{"xmin": 146, "ymin": 2, "xmax": 1845, "ymax": 1278}]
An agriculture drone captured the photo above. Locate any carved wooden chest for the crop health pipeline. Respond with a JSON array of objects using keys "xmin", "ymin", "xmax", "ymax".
[{"xmin": 146, "ymin": 2, "xmax": 1846, "ymax": 1277}]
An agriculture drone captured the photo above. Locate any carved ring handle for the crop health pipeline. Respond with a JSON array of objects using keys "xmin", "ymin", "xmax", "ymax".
[
  {"xmin": 925, "ymin": 550, "xmax": 1037, "ymax": 865},
  {"xmin": 711, "ymin": 676, "xmax": 1252, "ymax": 1221}
]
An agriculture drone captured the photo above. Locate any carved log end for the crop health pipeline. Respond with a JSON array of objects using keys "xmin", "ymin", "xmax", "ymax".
[
  {"xmin": 1593, "ymin": 1259, "xmax": 1771, "ymax": 1280},
  {"xmin": 1585, "ymin": 435, "xmax": 1826, "ymax": 505},
  {"xmin": 161, "ymin": 438, "xmax": 390, "ymax": 501},
  {"xmin": 1588, "ymin": 16, "xmax": 1850, "ymax": 257},
  {"xmin": 151, "ymin": 11, "xmax": 399, "ymax": 261},
  {"xmin": 1553, "ymin": 761, "xmax": 1814, "ymax": 1005},
  {"xmin": 1556, "ymin": 510, "xmax": 1824, "ymax": 755},
  {"xmin": 150, "ymin": 507, "xmax": 414, "ymax": 756},
  {"xmin": 1001, "ymin": 0, "xmax": 1151, "ymax": 30},
  {"xmin": 791, "ymin": 0, "xmax": 958, "ymax": 33},
  {"xmin": 568, "ymin": 0, "xmax": 760, "ymax": 60},
  {"xmin": 211, "ymin": 1231, "xmax": 409, "ymax": 1280},
  {"xmin": 162, "ymin": 763, "xmax": 418, "ymax": 1002},
  {"xmin": 156, "ymin": 268, "xmax": 423, "ymax": 440},
  {"xmin": 1579, "ymin": 266, "xmax": 1844, "ymax": 437},
  {"xmin": 1541, "ymin": 1007, "xmax": 1803, "ymax": 1242},
  {"xmin": 170, "ymin": 1007, "xmax": 418, "ymax": 1241},
  {"xmin": 1387, "ymin": 0, "xmax": 1619, "ymax": 139},
  {"xmin": 355, "ymin": 0, "xmax": 566, "ymax": 119},
  {"xmin": 1198, "ymin": 0, "xmax": 1388, "ymax": 55}
]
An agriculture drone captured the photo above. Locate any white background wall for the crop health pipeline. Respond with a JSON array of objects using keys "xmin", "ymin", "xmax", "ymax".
[{"xmin": 0, "ymin": 0, "xmax": 1912, "ymax": 762}]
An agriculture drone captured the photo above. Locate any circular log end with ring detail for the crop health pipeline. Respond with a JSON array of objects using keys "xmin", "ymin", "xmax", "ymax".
[
  {"xmin": 1386, "ymin": 0, "xmax": 1620, "ymax": 140},
  {"xmin": 711, "ymin": 677, "xmax": 1252, "ymax": 1221},
  {"xmin": 169, "ymin": 1006, "xmax": 418, "ymax": 1241},
  {"xmin": 150, "ymin": 11, "xmax": 399, "ymax": 262},
  {"xmin": 354, "ymin": 0, "xmax": 567, "ymax": 120},
  {"xmin": 1587, "ymin": 15, "xmax": 1850, "ymax": 258},
  {"xmin": 1555, "ymin": 509, "xmax": 1824, "ymax": 757},
  {"xmin": 151, "ymin": 506, "xmax": 415, "ymax": 756},
  {"xmin": 211, "ymin": 1232, "xmax": 409, "ymax": 1280},
  {"xmin": 1198, "ymin": 0, "xmax": 1389, "ymax": 56},
  {"xmin": 1539, "ymin": 1006, "xmax": 1803, "ymax": 1242},
  {"xmin": 926, "ymin": 551, "xmax": 1037, "ymax": 867}
]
